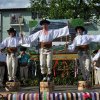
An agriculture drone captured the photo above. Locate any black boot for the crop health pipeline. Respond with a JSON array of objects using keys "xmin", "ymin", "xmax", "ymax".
[
  {"xmin": 42, "ymin": 74, "xmax": 47, "ymax": 81},
  {"xmin": 47, "ymin": 74, "xmax": 52, "ymax": 82}
]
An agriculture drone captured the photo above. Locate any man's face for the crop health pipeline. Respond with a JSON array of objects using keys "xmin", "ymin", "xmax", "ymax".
[
  {"xmin": 9, "ymin": 32, "xmax": 15, "ymax": 37},
  {"xmin": 20, "ymin": 51, "xmax": 25, "ymax": 55},
  {"xmin": 77, "ymin": 29, "xmax": 83, "ymax": 35},
  {"xmin": 42, "ymin": 23, "xmax": 49, "ymax": 29}
]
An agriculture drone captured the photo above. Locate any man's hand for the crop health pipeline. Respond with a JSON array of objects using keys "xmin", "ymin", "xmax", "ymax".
[
  {"xmin": 93, "ymin": 61, "xmax": 96, "ymax": 66},
  {"xmin": 20, "ymin": 33, "xmax": 23, "ymax": 38},
  {"xmin": 20, "ymin": 31, "xmax": 25, "ymax": 38}
]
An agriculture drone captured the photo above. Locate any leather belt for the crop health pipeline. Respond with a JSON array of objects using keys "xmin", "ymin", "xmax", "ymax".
[
  {"xmin": 7, "ymin": 47, "xmax": 17, "ymax": 53},
  {"xmin": 40, "ymin": 42, "xmax": 52, "ymax": 49},
  {"xmin": 76, "ymin": 45, "xmax": 89, "ymax": 51}
]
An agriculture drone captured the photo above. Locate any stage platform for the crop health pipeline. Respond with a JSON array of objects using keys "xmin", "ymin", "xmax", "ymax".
[{"xmin": 0, "ymin": 85, "xmax": 100, "ymax": 100}]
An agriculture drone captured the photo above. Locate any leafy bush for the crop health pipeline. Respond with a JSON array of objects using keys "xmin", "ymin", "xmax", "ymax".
[
  {"xmin": 70, "ymin": 18, "xmax": 84, "ymax": 28},
  {"xmin": 53, "ymin": 60, "xmax": 83, "ymax": 85},
  {"xmin": 29, "ymin": 20, "xmax": 38, "ymax": 28}
]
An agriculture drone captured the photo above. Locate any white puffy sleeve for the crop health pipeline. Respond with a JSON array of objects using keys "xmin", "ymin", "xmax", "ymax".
[
  {"xmin": 68, "ymin": 43, "xmax": 76, "ymax": 52},
  {"xmin": 28, "ymin": 31, "xmax": 40, "ymax": 43},
  {"xmin": 0, "ymin": 39, "xmax": 7, "ymax": 49},
  {"xmin": 20, "ymin": 31, "xmax": 40, "ymax": 44},
  {"xmin": 52, "ymin": 26, "xmax": 69, "ymax": 39},
  {"xmin": 92, "ymin": 51, "xmax": 100, "ymax": 61},
  {"xmin": 88, "ymin": 35, "xmax": 100, "ymax": 42},
  {"xmin": 67, "ymin": 39, "xmax": 76, "ymax": 52}
]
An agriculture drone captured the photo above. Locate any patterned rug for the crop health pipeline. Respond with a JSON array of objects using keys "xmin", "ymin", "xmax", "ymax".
[{"xmin": 3, "ymin": 92, "xmax": 99, "ymax": 100}]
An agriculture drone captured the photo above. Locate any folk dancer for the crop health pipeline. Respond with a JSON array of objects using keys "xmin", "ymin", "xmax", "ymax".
[
  {"xmin": 92, "ymin": 49, "xmax": 100, "ymax": 85},
  {"xmin": 0, "ymin": 49, "xmax": 6, "ymax": 86},
  {"xmin": 21, "ymin": 19, "xmax": 69, "ymax": 81},
  {"xmin": 67, "ymin": 26, "xmax": 100, "ymax": 81},
  {"xmin": 0, "ymin": 28, "xmax": 22, "ymax": 82}
]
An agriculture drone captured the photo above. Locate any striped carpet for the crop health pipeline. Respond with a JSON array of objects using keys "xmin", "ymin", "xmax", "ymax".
[{"xmin": 5, "ymin": 92, "xmax": 100, "ymax": 100}]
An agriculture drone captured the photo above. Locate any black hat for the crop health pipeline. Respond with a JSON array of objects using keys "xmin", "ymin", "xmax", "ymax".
[
  {"xmin": 7, "ymin": 27, "xmax": 16, "ymax": 33},
  {"xmin": 92, "ymin": 49, "xmax": 99, "ymax": 54},
  {"xmin": 40, "ymin": 19, "xmax": 50, "ymax": 25},
  {"xmin": 20, "ymin": 47, "xmax": 27, "ymax": 51},
  {"xmin": 75, "ymin": 26, "xmax": 85, "ymax": 32}
]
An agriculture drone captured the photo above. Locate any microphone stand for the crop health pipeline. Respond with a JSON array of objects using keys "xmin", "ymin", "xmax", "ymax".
[{"xmin": 37, "ymin": 38, "xmax": 41, "ymax": 100}]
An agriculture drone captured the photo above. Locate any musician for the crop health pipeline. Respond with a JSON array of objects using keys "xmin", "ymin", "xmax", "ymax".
[
  {"xmin": 22, "ymin": 19, "xmax": 69, "ymax": 81},
  {"xmin": 92, "ymin": 49, "xmax": 100, "ymax": 85},
  {"xmin": 18, "ymin": 46, "xmax": 30, "ymax": 81},
  {"xmin": 0, "ymin": 28, "xmax": 21, "ymax": 82},
  {"xmin": 0, "ymin": 49, "xmax": 6, "ymax": 86},
  {"xmin": 67, "ymin": 26, "xmax": 100, "ymax": 81}
]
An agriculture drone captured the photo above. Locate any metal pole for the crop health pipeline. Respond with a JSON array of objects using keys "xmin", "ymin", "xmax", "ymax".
[
  {"xmin": 37, "ymin": 38, "xmax": 41, "ymax": 100},
  {"xmin": 0, "ymin": 11, "xmax": 2, "ymax": 42},
  {"xmin": 18, "ymin": 16, "xmax": 23, "ymax": 34}
]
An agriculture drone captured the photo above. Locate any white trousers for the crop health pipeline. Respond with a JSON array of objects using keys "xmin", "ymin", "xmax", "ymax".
[
  {"xmin": 0, "ymin": 66, "xmax": 5, "ymax": 82},
  {"xmin": 94, "ymin": 67, "xmax": 100, "ymax": 85},
  {"xmin": 6, "ymin": 53, "xmax": 17, "ymax": 81},
  {"xmin": 40, "ymin": 48, "xmax": 52, "ymax": 74},
  {"xmin": 20, "ymin": 66, "xmax": 28, "ymax": 79},
  {"xmin": 78, "ymin": 51, "xmax": 91, "ymax": 80}
]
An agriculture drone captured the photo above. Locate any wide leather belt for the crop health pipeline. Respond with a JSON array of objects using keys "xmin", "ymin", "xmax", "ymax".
[
  {"xmin": 7, "ymin": 47, "xmax": 17, "ymax": 53},
  {"xmin": 76, "ymin": 45, "xmax": 89, "ymax": 51},
  {"xmin": 40, "ymin": 42, "xmax": 52, "ymax": 49}
]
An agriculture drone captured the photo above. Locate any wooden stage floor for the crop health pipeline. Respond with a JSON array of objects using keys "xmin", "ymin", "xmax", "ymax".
[{"xmin": 0, "ymin": 85, "xmax": 100, "ymax": 94}]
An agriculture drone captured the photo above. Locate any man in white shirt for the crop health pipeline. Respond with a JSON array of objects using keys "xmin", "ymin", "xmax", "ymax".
[
  {"xmin": 67, "ymin": 26, "xmax": 100, "ymax": 81},
  {"xmin": 0, "ymin": 49, "xmax": 6, "ymax": 86},
  {"xmin": 0, "ymin": 28, "xmax": 21, "ymax": 82},
  {"xmin": 22, "ymin": 19, "xmax": 69, "ymax": 81},
  {"xmin": 92, "ymin": 49, "xmax": 100, "ymax": 85}
]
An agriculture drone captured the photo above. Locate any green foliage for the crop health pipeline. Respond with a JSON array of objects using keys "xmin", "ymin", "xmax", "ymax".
[
  {"xmin": 65, "ymin": 10, "xmax": 73, "ymax": 19},
  {"xmin": 18, "ymin": 59, "xmax": 84, "ymax": 86},
  {"xmin": 29, "ymin": 20, "xmax": 38, "ymax": 28},
  {"xmin": 30, "ymin": 0, "xmax": 99, "ymax": 20},
  {"xmin": 30, "ymin": 0, "xmax": 49, "ymax": 18},
  {"xmin": 53, "ymin": 60, "xmax": 83, "ymax": 85},
  {"xmin": 49, "ymin": 0, "xmax": 68, "ymax": 19},
  {"xmin": 22, "ymin": 78, "xmax": 39, "ymax": 86},
  {"xmin": 70, "ymin": 18, "xmax": 84, "ymax": 28}
]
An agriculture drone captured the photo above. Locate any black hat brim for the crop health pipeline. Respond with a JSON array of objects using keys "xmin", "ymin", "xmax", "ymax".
[
  {"xmin": 20, "ymin": 47, "xmax": 27, "ymax": 51},
  {"xmin": 7, "ymin": 30, "xmax": 16, "ymax": 33},
  {"xmin": 92, "ymin": 50, "xmax": 99, "ymax": 54},
  {"xmin": 40, "ymin": 20, "xmax": 50, "ymax": 25},
  {"xmin": 7, "ymin": 28, "xmax": 16, "ymax": 33},
  {"xmin": 75, "ymin": 26, "xmax": 85, "ymax": 32}
]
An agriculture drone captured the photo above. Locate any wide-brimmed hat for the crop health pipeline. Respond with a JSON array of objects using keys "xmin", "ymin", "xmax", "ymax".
[
  {"xmin": 7, "ymin": 27, "xmax": 16, "ymax": 33},
  {"xmin": 20, "ymin": 47, "xmax": 27, "ymax": 51},
  {"xmin": 75, "ymin": 26, "xmax": 85, "ymax": 32},
  {"xmin": 92, "ymin": 49, "xmax": 99, "ymax": 54},
  {"xmin": 40, "ymin": 19, "xmax": 50, "ymax": 25}
]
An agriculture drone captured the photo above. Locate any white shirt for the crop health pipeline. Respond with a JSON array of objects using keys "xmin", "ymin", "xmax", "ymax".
[
  {"xmin": 0, "ymin": 37, "xmax": 21, "ymax": 49},
  {"xmin": 68, "ymin": 34, "xmax": 100, "ymax": 51},
  {"xmin": 23, "ymin": 26, "xmax": 69, "ymax": 44},
  {"xmin": 92, "ymin": 51, "xmax": 100, "ymax": 61},
  {"xmin": 0, "ymin": 52, "xmax": 6, "ymax": 62}
]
